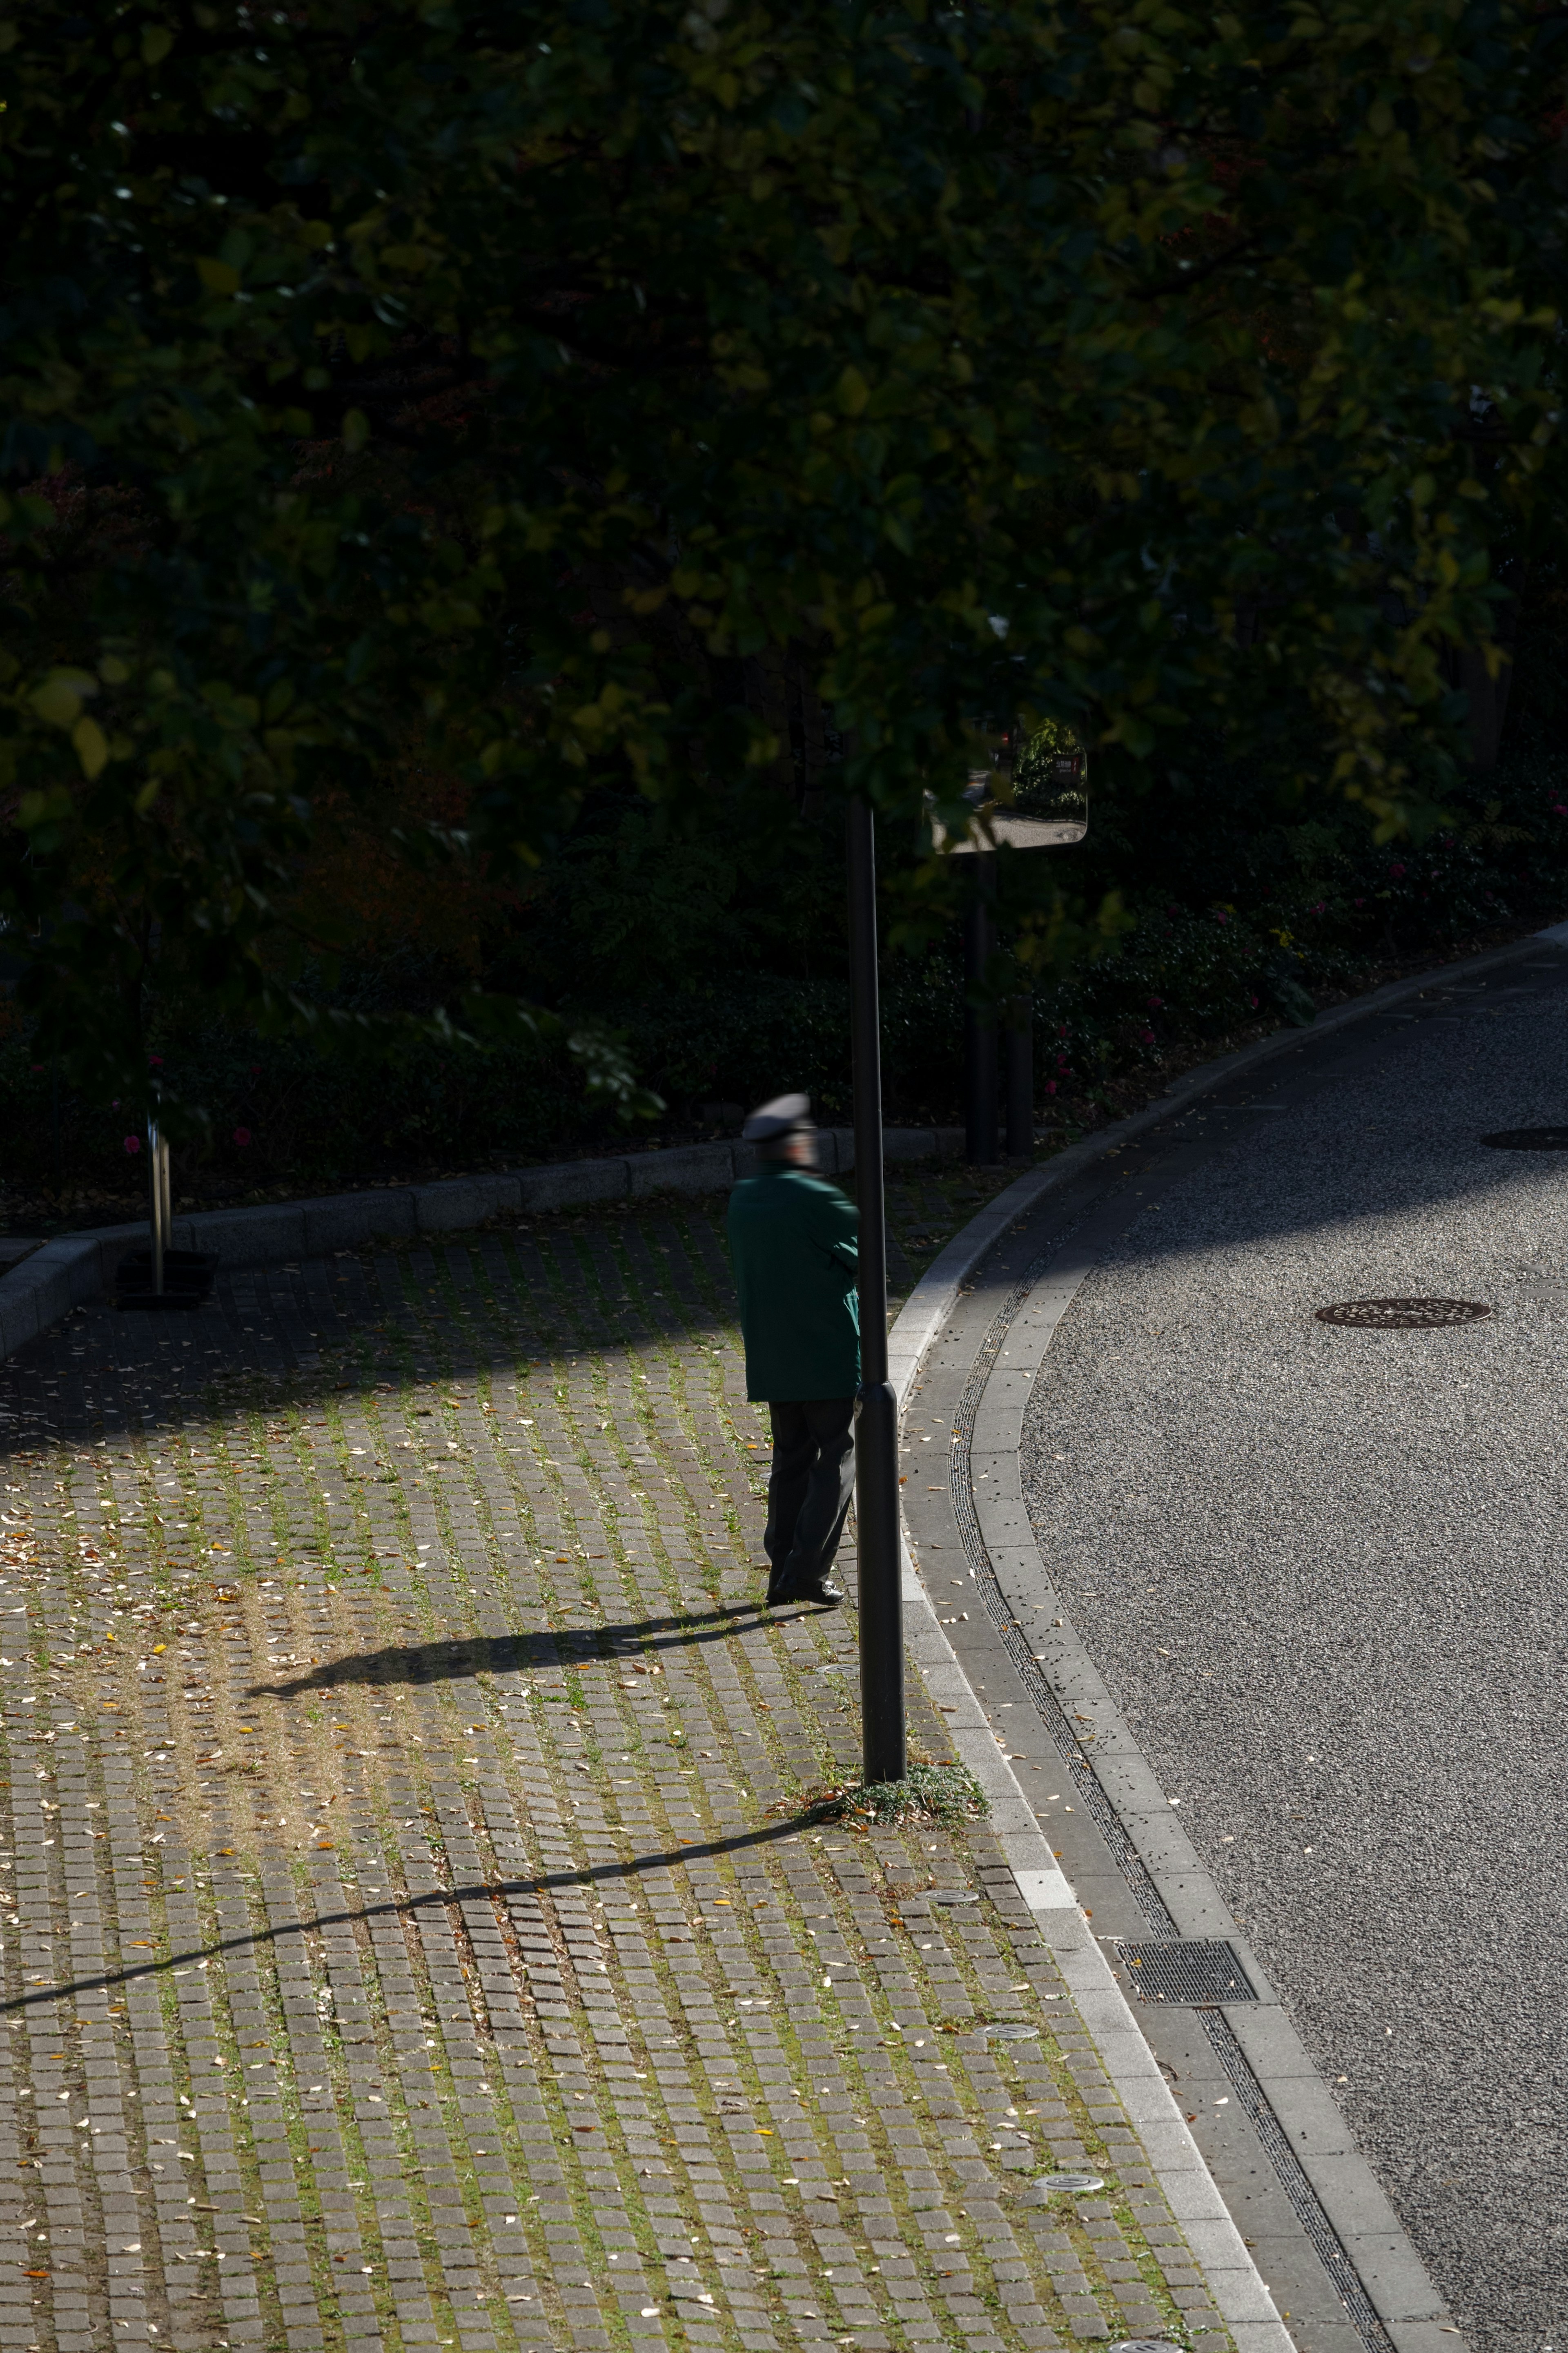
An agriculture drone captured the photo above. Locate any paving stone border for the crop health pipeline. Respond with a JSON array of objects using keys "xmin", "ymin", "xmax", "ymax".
[{"xmin": 0, "ymin": 1128, "xmax": 964, "ymax": 1365}]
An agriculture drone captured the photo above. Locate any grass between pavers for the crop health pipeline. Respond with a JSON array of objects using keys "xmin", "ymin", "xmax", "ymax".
[{"xmin": 0, "ymin": 1180, "xmax": 1232, "ymax": 2353}]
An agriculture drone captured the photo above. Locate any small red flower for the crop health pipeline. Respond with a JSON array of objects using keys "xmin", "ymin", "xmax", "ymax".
[
  {"xmin": 1388, "ymin": 862, "xmax": 1405, "ymax": 879},
  {"xmin": 1354, "ymin": 897, "xmax": 1365, "ymax": 907},
  {"xmin": 233, "ymin": 1127, "xmax": 252, "ymax": 1147},
  {"xmin": 1249, "ymin": 994, "xmax": 1259, "ymax": 1008},
  {"xmin": 148, "ymin": 1053, "xmax": 163, "ymax": 1067},
  {"xmin": 124, "ymin": 1135, "xmax": 141, "ymax": 1155},
  {"xmin": 1045, "ymin": 1080, "xmax": 1057, "ymax": 1095},
  {"xmin": 1140, "ymin": 1028, "xmax": 1156, "ymax": 1044},
  {"xmin": 1312, "ymin": 901, "xmax": 1326, "ymax": 913},
  {"xmin": 1147, "ymin": 995, "xmax": 1163, "ymax": 1009},
  {"xmin": 1216, "ymin": 910, "xmax": 1229, "ymax": 924}
]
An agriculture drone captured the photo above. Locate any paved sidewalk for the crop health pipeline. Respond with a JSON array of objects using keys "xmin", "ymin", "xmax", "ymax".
[{"xmin": 0, "ymin": 1165, "xmax": 1239, "ymax": 2353}]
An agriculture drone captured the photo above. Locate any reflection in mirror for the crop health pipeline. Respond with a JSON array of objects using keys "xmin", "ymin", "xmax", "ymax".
[
  {"xmin": 1011, "ymin": 720, "xmax": 1088, "ymax": 840},
  {"xmin": 925, "ymin": 717, "xmax": 1089, "ymax": 855}
]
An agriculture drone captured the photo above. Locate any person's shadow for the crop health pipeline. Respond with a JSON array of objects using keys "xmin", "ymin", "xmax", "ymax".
[{"xmin": 252, "ymin": 1600, "xmax": 775, "ymax": 1700}]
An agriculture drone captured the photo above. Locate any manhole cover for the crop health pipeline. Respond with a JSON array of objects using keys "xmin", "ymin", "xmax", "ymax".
[
  {"xmin": 1481, "ymin": 1126, "xmax": 1568, "ymax": 1150},
  {"xmin": 1315, "ymin": 1296, "xmax": 1491, "ymax": 1328},
  {"xmin": 983, "ymin": 2022, "xmax": 1040, "ymax": 2041},
  {"xmin": 1037, "ymin": 2172, "xmax": 1105, "ymax": 2196},
  {"xmin": 929, "ymin": 1891, "xmax": 979, "ymax": 1907},
  {"xmin": 1118, "ymin": 1940, "xmax": 1258, "ymax": 2005},
  {"xmin": 1107, "ymin": 2340, "xmax": 1183, "ymax": 2353}
]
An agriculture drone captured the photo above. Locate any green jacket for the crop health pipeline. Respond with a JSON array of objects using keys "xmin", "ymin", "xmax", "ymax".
[{"xmin": 727, "ymin": 1163, "xmax": 860, "ymax": 1402}]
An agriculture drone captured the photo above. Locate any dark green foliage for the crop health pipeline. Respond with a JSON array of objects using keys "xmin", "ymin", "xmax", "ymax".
[{"xmin": 4, "ymin": 0, "xmax": 1567, "ymax": 1135}]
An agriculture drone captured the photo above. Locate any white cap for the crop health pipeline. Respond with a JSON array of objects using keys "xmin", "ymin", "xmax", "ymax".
[{"xmin": 741, "ymin": 1091, "xmax": 814, "ymax": 1142}]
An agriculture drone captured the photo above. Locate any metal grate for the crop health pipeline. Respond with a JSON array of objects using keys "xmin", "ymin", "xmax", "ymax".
[
  {"xmin": 1315, "ymin": 1296, "xmax": 1490, "ymax": 1328},
  {"xmin": 1481, "ymin": 1126, "xmax": 1568, "ymax": 1150},
  {"xmin": 1118, "ymin": 1939, "xmax": 1258, "ymax": 2006}
]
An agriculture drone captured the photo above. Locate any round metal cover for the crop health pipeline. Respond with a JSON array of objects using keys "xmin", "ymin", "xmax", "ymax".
[
  {"xmin": 930, "ymin": 1890, "xmax": 979, "ymax": 1906},
  {"xmin": 1315, "ymin": 1297, "xmax": 1491, "ymax": 1329},
  {"xmin": 1481, "ymin": 1126, "xmax": 1568, "ymax": 1150},
  {"xmin": 1107, "ymin": 2340, "xmax": 1183, "ymax": 2353},
  {"xmin": 983, "ymin": 2022, "xmax": 1040, "ymax": 2041},
  {"xmin": 1038, "ymin": 2171, "xmax": 1105, "ymax": 2196}
]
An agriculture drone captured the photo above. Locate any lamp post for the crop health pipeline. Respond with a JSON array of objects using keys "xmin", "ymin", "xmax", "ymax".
[{"xmin": 846, "ymin": 795, "xmax": 906, "ymax": 1786}]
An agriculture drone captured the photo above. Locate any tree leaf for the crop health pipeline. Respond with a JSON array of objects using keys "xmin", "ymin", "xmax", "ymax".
[{"xmin": 72, "ymin": 717, "xmax": 110, "ymax": 779}]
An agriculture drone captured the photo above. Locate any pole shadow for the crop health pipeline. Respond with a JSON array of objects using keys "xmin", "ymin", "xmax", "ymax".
[{"xmin": 0, "ymin": 1818, "xmax": 825, "ymax": 2019}]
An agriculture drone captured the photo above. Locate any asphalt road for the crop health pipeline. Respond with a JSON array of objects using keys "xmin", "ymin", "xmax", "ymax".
[{"xmin": 1018, "ymin": 959, "xmax": 1568, "ymax": 2352}]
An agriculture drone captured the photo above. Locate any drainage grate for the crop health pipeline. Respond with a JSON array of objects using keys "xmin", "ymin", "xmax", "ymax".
[
  {"xmin": 1119, "ymin": 1940, "xmax": 1258, "ymax": 2005},
  {"xmin": 1481, "ymin": 1125, "xmax": 1568, "ymax": 1150},
  {"xmin": 1315, "ymin": 1296, "xmax": 1490, "ymax": 1328}
]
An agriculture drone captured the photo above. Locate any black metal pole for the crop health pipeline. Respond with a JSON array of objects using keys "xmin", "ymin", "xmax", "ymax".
[
  {"xmin": 1004, "ymin": 995, "xmax": 1033, "ymax": 1158},
  {"xmin": 964, "ymin": 850, "xmax": 998, "ymax": 1163},
  {"xmin": 846, "ymin": 796, "xmax": 906, "ymax": 1786}
]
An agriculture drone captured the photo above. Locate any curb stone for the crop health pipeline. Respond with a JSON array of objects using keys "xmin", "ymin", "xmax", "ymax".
[
  {"xmin": 891, "ymin": 1274, "xmax": 1294, "ymax": 2353},
  {"xmin": 0, "ymin": 1236, "xmax": 101, "ymax": 1365},
  {"xmin": 0, "ymin": 1121, "xmax": 963, "ymax": 1363},
  {"xmin": 878, "ymin": 931, "xmax": 1567, "ymax": 2353}
]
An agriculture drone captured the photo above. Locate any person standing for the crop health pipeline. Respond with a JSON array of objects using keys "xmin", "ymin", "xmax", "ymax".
[{"xmin": 727, "ymin": 1093, "xmax": 860, "ymax": 1608}]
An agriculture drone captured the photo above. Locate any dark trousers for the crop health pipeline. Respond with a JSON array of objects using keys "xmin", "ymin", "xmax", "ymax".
[{"xmin": 764, "ymin": 1396, "xmax": 856, "ymax": 1595}]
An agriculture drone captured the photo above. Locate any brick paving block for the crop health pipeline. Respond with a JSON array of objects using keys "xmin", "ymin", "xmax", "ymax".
[{"xmin": 0, "ymin": 1196, "xmax": 1244, "ymax": 2353}]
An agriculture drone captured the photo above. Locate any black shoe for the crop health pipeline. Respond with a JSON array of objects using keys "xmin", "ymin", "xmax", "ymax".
[
  {"xmin": 783, "ymin": 1577, "xmax": 844, "ymax": 1608},
  {"xmin": 765, "ymin": 1563, "xmax": 792, "ymax": 1606}
]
